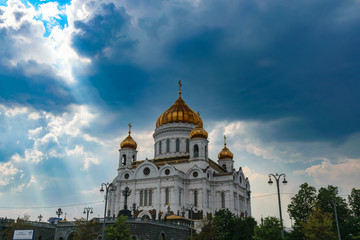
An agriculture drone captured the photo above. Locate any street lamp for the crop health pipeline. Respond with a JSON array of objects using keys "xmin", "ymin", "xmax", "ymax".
[
  {"xmin": 83, "ymin": 207, "xmax": 93, "ymax": 221},
  {"xmin": 268, "ymin": 173, "xmax": 287, "ymax": 238},
  {"xmin": 56, "ymin": 208, "xmax": 63, "ymax": 218},
  {"xmin": 182, "ymin": 204, "xmax": 196, "ymax": 239},
  {"xmin": 329, "ymin": 201, "xmax": 341, "ymax": 240},
  {"xmin": 100, "ymin": 182, "xmax": 115, "ymax": 240}
]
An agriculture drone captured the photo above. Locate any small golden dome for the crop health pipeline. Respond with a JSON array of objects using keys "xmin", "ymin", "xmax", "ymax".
[
  {"xmin": 156, "ymin": 81, "xmax": 202, "ymax": 128},
  {"xmin": 190, "ymin": 117, "xmax": 208, "ymax": 139},
  {"xmin": 120, "ymin": 123, "xmax": 137, "ymax": 149},
  {"xmin": 218, "ymin": 136, "xmax": 233, "ymax": 159}
]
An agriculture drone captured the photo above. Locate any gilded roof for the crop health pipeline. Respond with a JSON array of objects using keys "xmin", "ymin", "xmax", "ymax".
[
  {"xmin": 120, "ymin": 123, "xmax": 137, "ymax": 149},
  {"xmin": 120, "ymin": 134, "xmax": 137, "ymax": 149},
  {"xmin": 190, "ymin": 118, "xmax": 208, "ymax": 139},
  {"xmin": 218, "ymin": 145, "xmax": 234, "ymax": 160},
  {"xmin": 156, "ymin": 87, "xmax": 202, "ymax": 128}
]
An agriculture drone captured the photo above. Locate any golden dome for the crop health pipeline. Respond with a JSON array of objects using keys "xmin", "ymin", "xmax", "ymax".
[
  {"xmin": 120, "ymin": 123, "xmax": 137, "ymax": 149},
  {"xmin": 156, "ymin": 81, "xmax": 202, "ymax": 128},
  {"xmin": 218, "ymin": 136, "xmax": 233, "ymax": 159},
  {"xmin": 190, "ymin": 118, "xmax": 208, "ymax": 139}
]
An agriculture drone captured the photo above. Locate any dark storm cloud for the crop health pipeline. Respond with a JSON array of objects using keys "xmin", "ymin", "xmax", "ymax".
[
  {"xmin": 0, "ymin": 63, "xmax": 74, "ymax": 111},
  {"xmin": 69, "ymin": 0, "xmax": 360, "ymax": 141},
  {"xmin": 71, "ymin": 3, "xmax": 136, "ymax": 58}
]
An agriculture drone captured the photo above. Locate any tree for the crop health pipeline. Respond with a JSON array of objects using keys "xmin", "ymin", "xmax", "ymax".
[
  {"xmin": 253, "ymin": 216, "xmax": 282, "ymax": 240},
  {"xmin": 287, "ymin": 183, "xmax": 317, "ymax": 227},
  {"xmin": 73, "ymin": 218, "xmax": 99, "ymax": 240},
  {"xmin": 3, "ymin": 215, "xmax": 33, "ymax": 240},
  {"xmin": 301, "ymin": 208, "xmax": 337, "ymax": 240},
  {"xmin": 348, "ymin": 188, "xmax": 360, "ymax": 218},
  {"xmin": 232, "ymin": 217, "xmax": 257, "ymax": 240},
  {"xmin": 192, "ymin": 215, "xmax": 220, "ymax": 240},
  {"xmin": 213, "ymin": 209, "xmax": 236, "ymax": 240},
  {"xmin": 317, "ymin": 185, "xmax": 352, "ymax": 240},
  {"xmin": 105, "ymin": 215, "xmax": 131, "ymax": 240}
]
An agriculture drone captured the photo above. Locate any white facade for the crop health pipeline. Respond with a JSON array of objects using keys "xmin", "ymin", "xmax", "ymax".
[{"xmin": 108, "ymin": 94, "xmax": 251, "ymax": 221}]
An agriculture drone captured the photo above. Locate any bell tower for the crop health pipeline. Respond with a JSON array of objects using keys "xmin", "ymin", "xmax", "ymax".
[{"xmin": 119, "ymin": 123, "xmax": 137, "ymax": 169}]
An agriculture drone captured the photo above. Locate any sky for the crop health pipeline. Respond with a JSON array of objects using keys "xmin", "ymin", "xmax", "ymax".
[{"xmin": 0, "ymin": 0, "xmax": 360, "ymax": 227}]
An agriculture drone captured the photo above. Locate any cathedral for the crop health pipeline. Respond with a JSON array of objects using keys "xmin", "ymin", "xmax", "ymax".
[{"xmin": 108, "ymin": 82, "xmax": 251, "ymax": 221}]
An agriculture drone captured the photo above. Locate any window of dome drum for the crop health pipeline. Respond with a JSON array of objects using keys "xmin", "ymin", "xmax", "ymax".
[
  {"xmin": 194, "ymin": 144, "xmax": 199, "ymax": 157},
  {"xmin": 143, "ymin": 167, "xmax": 150, "ymax": 176},
  {"xmin": 166, "ymin": 139, "xmax": 170, "ymax": 152},
  {"xmin": 207, "ymin": 172, "xmax": 209, "ymax": 178},
  {"xmin": 221, "ymin": 192, "xmax": 225, "ymax": 208},
  {"xmin": 193, "ymin": 171, "xmax": 198, "ymax": 178},
  {"xmin": 165, "ymin": 169, "xmax": 170, "ymax": 175},
  {"xmin": 176, "ymin": 139, "xmax": 180, "ymax": 152},
  {"xmin": 124, "ymin": 173, "xmax": 129, "ymax": 179}
]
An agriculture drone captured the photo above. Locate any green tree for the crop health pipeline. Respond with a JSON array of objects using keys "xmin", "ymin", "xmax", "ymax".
[
  {"xmin": 287, "ymin": 183, "xmax": 317, "ymax": 227},
  {"xmin": 232, "ymin": 217, "xmax": 257, "ymax": 240},
  {"xmin": 253, "ymin": 216, "xmax": 282, "ymax": 240},
  {"xmin": 192, "ymin": 215, "xmax": 220, "ymax": 240},
  {"xmin": 3, "ymin": 215, "xmax": 33, "ymax": 240},
  {"xmin": 105, "ymin": 215, "xmax": 131, "ymax": 240},
  {"xmin": 214, "ymin": 209, "xmax": 236, "ymax": 240},
  {"xmin": 349, "ymin": 188, "xmax": 360, "ymax": 218},
  {"xmin": 73, "ymin": 218, "xmax": 99, "ymax": 240},
  {"xmin": 301, "ymin": 208, "xmax": 337, "ymax": 240},
  {"xmin": 317, "ymin": 185, "xmax": 352, "ymax": 240}
]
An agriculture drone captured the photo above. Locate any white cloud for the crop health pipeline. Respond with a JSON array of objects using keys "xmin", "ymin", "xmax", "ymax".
[
  {"xmin": 28, "ymin": 112, "xmax": 42, "ymax": 120},
  {"xmin": 296, "ymin": 159, "xmax": 360, "ymax": 192},
  {"xmin": 0, "ymin": 0, "xmax": 88, "ymax": 84},
  {"xmin": 0, "ymin": 161, "xmax": 20, "ymax": 186},
  {"xmin": 37, "ymin": 2, "xmax": 62, "ymax": 21},
  {"xmin": 67, "ymin": 145, "xmax": 99, "ymax": 170},
  {"xmin": 3, "ymin": 106, "xmax": 29, "ymax": 117}
]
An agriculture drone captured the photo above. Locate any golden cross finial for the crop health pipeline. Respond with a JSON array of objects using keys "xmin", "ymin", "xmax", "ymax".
[
  {"xmin": 178, "ymin": 80, "xmax": 182, "ymax": 96},
  {"xmin": 224, "ymin": 135, "xmax": 227, "ymax": 146},
  {"xmin": 128, "ymin": 123, "xmax": 132, "ymax": 134}
]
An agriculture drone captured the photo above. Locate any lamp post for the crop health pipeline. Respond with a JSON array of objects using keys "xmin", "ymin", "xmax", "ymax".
[
  {"xmin": 182, "ymin": 204, "xmax": 196, "ymax": 239},
  {"xmin": 100, "ymin": 182, "xmax": 115, "ymax": 240},
  {"xmin": 83, "ymin": 207, "xmax": 93, "ymax": 221},
  {"xmin": 56, "ymin": 208, "xmax": 63, "ymax": 218},
  {"xmin": 268, "ymin": 173, "xmax": 287, "ymax": 238},
  {"xmin": 329, "ymin": 201, "xmax": 341, "ymax": 240}
]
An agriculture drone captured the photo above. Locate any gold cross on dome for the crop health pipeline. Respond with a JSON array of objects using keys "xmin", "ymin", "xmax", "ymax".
[
  {"xmin": 178, "ymin": 80, "xmax": 182, "ymax": 91},
  {"xmin": 224, "ymin": 135, "xmax": 227, "ymax": 146},
  {"xmin": 128, "ymin": 123, "xmax": 132, "ymax": 134}
]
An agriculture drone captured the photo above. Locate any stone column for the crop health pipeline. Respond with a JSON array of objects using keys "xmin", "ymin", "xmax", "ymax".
[{"xmin": 157, "ymin": 178, "xmax": 161, "ymax": 219}]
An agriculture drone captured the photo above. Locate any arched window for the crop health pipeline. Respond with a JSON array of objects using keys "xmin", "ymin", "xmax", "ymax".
[
  {"xmin": 122, "ymin": 154, "xmax": 126, "ymax": 165},
  {"xmin": 194, "ymin": 145, "xmax": 199, "ymax": 158},
  {"xmin": 176, "ymin": 139, "xmax": 180, "ymax": 152},
  {"xmin": 194, "ymin": 190, "xmax": 198, "ymax": 207},
  {"xmin": 205, "ymin": 145, "xmax": 207, "ymax": 159},
  {"xmin": 160, "ymin": 233, "xmax": 166, "ymax": 240},
  {"xmin": 132, "ymin": 155, "xmax": 135, "ymax": 161},
  {"xmin": 222, "ymin": 164, "xmax": 227, "ymax": 170},
  {"xmin": 165, "ymin": 188, "xmax": 170, "ymax": 205},
  {"xmin": 149, "ymin": 189, "xmax": 152, "ymax": 206},
  {"xmin": 159, "ymin": 141, "xmax": 162, "ymax": 154},
  {"xmin": 186, "ymin": 139, "xmax": 189, "ymax": 153},
  {"xmin": 221, "ymin": 192, "xmax": 225, "ymax": 208},
  {"xmin": 166, "ymin": 139, "xmax": 170, "ymax": 152},
  {"xmin": 144, "ymin": 190, "xmax": 148, "ymax": 206},
  {"xmin": 140, "ymin": 190, "xmax": 143, "ymax": 206},
  {"xmin": 239, "ymin": 176, "xmax": 242, "ymax": 184}
]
